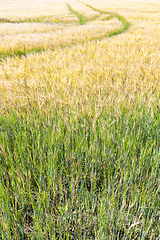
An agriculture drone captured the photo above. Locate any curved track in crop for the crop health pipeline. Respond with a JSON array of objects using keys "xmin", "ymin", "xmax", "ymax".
[{"xmin": 0, "ymin": 1, "xmax": 130, "ymax": 61}]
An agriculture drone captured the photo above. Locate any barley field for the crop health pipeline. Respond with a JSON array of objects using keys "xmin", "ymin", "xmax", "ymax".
[{"xmin": 0, "ymin": 0, "xmax": 160, "ymax": 239}]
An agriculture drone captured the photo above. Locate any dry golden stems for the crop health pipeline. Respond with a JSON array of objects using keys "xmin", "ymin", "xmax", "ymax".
[
  {"xmin": 0, "ymin": 2, "xmax": 160, "ymax": 112},
  {"xmin": 0, "ymin": 22, "xmax": 66, "ymax": 36},
  {"xmin": 0, "ymin": 0, "xmax": 68, "ymax": 20},
  {"xmin": 0, "ymin": 19, "xmax": 122, "ymax": 56},
  {"xmin": 0, "ymin": 31, "xmax": 160, "ymax": 111}
]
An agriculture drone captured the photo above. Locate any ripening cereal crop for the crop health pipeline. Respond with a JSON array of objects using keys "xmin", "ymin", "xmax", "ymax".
[{"xmin": 0, "ymin": 1, "xmax": 160, "ymax": 239}]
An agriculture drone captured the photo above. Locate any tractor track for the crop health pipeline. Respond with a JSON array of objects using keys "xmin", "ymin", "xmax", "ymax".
[{"xmin": 0, "ymin": 1, "xmax": 130, "ymax": 61}]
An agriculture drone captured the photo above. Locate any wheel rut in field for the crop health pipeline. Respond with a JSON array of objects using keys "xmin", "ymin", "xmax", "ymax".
[{"xmin": 0, "ymin": 1, "xmax": 130, "ymax": 61}]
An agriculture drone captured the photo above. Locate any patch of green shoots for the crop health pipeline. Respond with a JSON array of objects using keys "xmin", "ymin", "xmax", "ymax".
[{"xmin": 0, "ymin": 103, "xmax": 159, "ymax": 239}]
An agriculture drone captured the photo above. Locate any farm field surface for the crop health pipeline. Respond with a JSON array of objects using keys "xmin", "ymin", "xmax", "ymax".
[{"xmin": 0, "ymin": 0, "xmax": 160, "ymax": 239}]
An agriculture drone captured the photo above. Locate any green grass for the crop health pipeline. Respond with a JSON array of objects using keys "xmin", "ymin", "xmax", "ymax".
[
  {"xmin": 0, "ymin": 16, "xmax": 68, "ymax": 24},
  {"xmin": 79, "ymin": 1, "xmax": 130, "ymax": 35},
  {"xmin": 0, "ymin": 103, "xmax": 160, "ymax": 239},
  {"xmin": 66, "ymin": 3, "xmax": 88, "ymax": 25}
]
